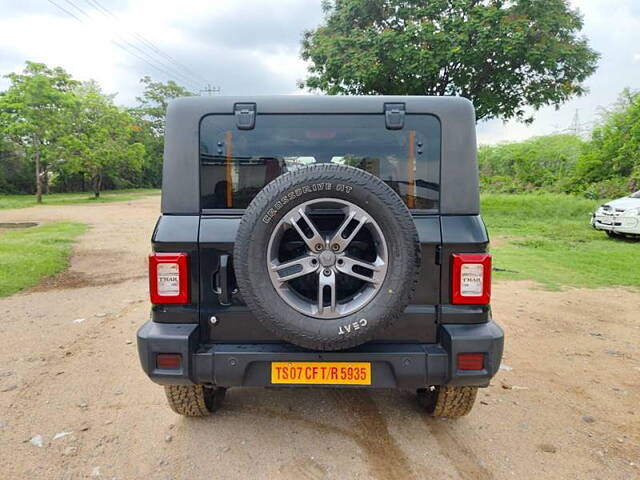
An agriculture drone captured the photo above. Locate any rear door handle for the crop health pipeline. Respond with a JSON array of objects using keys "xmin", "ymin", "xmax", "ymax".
[{"xmin": 214, "ymin": 254, "xmax": 234, "ymax": 306}]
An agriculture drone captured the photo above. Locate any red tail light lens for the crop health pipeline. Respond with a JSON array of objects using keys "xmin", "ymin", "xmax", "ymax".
[
  {"xmin": 457, "ymin": 353, "xmax": 485, "ymax": 371},
  {"xmin": 156, "ymin": 353, "xmax": 182, "ymax": 370},
  {"xmin": 451, "ymin": 253, "xmax": 491, "ymax": 305},
  {"xmin": 149, "ymin": 253, "xmax": 188, "ymax": 304}
]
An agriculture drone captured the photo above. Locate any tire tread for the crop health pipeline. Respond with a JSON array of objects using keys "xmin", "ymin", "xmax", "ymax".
[{"xmin": 164, "ymin": 385, "xmax": 223, "ymax": 417}]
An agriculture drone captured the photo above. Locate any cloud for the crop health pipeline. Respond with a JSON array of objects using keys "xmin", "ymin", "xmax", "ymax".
[
  {"xmin": 184, "ymin": 0, "xmax": 322, "ymax": 52},
  {"xmin": 478, "ymin": 0, "xmax": 640, "ymax": 144},
  {"xmin": 0, "ymin": 0, "xmax": 323, "ymax": 103},
  {"xmin": 0, "ymin": 0, "xmax": 638, "ymax": 145}
]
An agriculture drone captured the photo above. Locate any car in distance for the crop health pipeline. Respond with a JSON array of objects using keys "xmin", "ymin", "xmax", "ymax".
[
  {"xmin": 592, "ymin": 190, "xmax": 640, "ymax": 238},
  {"xmin": 137, "ymin": 95, "xmax": 504, "ymax": 418}
]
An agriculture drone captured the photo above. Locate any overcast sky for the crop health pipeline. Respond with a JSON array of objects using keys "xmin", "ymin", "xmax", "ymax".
[{"xmin": 0, "ymin": 0, "xmax": 638, "ymax": 144}]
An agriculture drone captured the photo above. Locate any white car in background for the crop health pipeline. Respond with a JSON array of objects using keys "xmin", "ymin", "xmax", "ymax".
[{"xmin": 592, "ymin": 190, "xmax": 640, "ymax": 238}]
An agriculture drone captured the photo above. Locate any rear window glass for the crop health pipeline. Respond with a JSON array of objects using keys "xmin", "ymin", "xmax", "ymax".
[{"xmin": 199, "ymin": 114, "xmax": 440, "ymax": 210}]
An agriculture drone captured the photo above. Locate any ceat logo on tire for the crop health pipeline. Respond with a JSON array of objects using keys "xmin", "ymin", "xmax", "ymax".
[{"xmin": 338, "ymin": 318, "xmax": 368, "ymax": 335}]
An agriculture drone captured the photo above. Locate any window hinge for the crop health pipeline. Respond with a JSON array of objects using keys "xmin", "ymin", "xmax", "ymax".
[
  {"xmin": 234, "ymin": 103, "xmax": 256, "ymax": 130},
  {"xmin": 384, "ymin": 103, "xmax": 405, "ymax": 129}
]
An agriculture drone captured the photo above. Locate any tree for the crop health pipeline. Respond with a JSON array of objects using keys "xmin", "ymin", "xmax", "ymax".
[
  {"xmin": 61, "ymin": 82, "xmax": 145, "ymax": 197},
  {"xmin": 130, "ymin": 76, "xmax": 193, "ymax": 187},
  {"xmin": 478, "ymin": 134, "xmax": 584, "ymax": 192},
  {"xmin": 300, "ymin": 0, "xmax": 599, "ymax": 122},
  {"xmin": 574, "ymin": 89, "xmax": 640, "ymax": 192},
  {"xmin": 0, "ymin": 135, "xmax": 32, "ymax": 193},
  {"xmin": 0, "ymin": 62, "xmax": 78, "ymax": 202}
]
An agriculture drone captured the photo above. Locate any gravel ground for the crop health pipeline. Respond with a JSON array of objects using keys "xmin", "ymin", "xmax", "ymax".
[{"xmin": 0, "ymin": 197, "xmax": 638, "ymax": 479}]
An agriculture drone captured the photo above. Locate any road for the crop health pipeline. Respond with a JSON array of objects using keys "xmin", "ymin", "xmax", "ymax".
[{"xmin": 0, "ymin": 197, "xmax": 638, "ymax": 479}]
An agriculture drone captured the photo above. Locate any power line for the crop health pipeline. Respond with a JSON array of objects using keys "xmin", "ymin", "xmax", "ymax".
[
  {"xmin": 84, "ymin": 0, "xmax": 211, "ymax": 86},
  {"xmin": 47, "ymin": 0, "xmax": 202, "ymax": 92},
  {"xmin": 52, "ymin": 0, "xmax": 199, "ymax": 90},
  {"xmin": 46, "ymin": 0, "xmax": 83, "ymax": 22},
  {"xmin": 80, "ymin": 0, "xmax": 203, "ymax": 88},
  {"xmin": 67, "ymin": 0, "xmax": 201, "ymax": 90},
  {"xmin": 61, "ymin": 0, "xmax": 198, "ymax": 89}
]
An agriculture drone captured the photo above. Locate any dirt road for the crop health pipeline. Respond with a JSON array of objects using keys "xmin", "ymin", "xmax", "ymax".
[{"xmin": 0, "ymin": 197, "xmax": 638, "ymax": 479}]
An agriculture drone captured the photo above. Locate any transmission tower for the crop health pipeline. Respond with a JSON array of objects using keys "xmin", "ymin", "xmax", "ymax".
[
  {"xmin": 569, "ymin": 110, "xmax": 581, "ymax": 136},
  {"xmin": 200, "ymin": 84, "xmax": 221, "ymax": 96}
]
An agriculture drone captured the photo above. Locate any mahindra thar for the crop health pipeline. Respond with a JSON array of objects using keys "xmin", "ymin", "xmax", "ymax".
[{"xmin": 137, "ymin": 95, "xmax": 504, "ymax": 417}]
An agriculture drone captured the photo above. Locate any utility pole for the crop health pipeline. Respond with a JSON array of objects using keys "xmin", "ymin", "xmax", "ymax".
[{"xmin": 200, "ymin": 84, "xmax": 221, "ymax": 96}]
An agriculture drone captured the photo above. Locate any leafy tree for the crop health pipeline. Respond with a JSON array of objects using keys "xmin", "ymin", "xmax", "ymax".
[
  {"xmin": 0, "ymin": 62, "xmax": 78, "ymax": 202},
  {"xmin": 574, "ymin": 88, "xmax": 640, "ymax": 194},
  {"xmin": 61, "ymin": 82, "xmax": 145, "ymax": 197},
  {"xmin": 130, "ymin": 76, "xmax": 193, "ymax": 187},
  {"xmin": 0, "ymin": 135, "xmax": 32, "ymax": 193},
  {"xmin": 301, "ymin": 0, "xmax": 599, "ymax": 122}
]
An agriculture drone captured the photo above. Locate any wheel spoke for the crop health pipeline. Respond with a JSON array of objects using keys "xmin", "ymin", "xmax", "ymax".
[
  {"xmin": 317, "ymin": 270, "xmax": 336, "ymax": 314},
  {"xmin": 329, "ymin": 207, "xmax": 368, "ymax": 252},
  {"xmin": 336, "ymin": 255, "xmax": 385, "ymax": 284},
  {"xmin": 266, "ymin": 198, "xmax": 389, "ymax": 319},
  {"xmin": 271, "ymin": 255, "xmax": 319, "ymax": 282},
  {"xmin": 289, "ymin": 208, "xmax": 324, "ymax": 251}
]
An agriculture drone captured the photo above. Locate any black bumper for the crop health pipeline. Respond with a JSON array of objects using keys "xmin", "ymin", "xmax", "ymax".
[{"xmin": 137, "ymin": 321, "xmax": 504, "ymax": 389}]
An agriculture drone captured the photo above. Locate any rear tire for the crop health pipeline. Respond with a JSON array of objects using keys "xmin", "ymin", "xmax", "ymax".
[
  {"xmin": 417, "ymin": 386, "xmax": 478, "ymax": 418},
  {"xmin": 234, "ymin": 164, "xmax": 420, "ymax": 351},
  {"xmin": 164, "ymin": 385, "xmax": 226, "ymax": 416}
]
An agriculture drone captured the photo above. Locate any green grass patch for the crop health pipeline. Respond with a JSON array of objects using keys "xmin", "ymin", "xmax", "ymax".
[
  {"xmin": 0, "ymin": 188, "xmax": 159, "ymax": 210},
  {"xmin": 482, "ymin": 193, "xmax": 640, "ymax": 289},
  {"xmin": 0, "ymin": 222, "xmax": 87, "ymax": 297}
]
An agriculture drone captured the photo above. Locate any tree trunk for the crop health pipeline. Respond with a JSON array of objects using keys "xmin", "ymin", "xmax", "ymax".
[
  {"xmin": 43, "ymin": 165, "xmax": 50, "ymax": 195},
  {"xmin": 93, "ymin": 173, "xmax": 102, "ymax": 198},
  {"xmin": 34, "ymin": 150, "xmax": 43, "ymax": 204}
]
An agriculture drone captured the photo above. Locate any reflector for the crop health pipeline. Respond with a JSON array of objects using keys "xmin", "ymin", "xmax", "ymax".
[
  {"xmin": 457, "ymin": 353, "xmax": 484, "ymax": 371},
  {"xmin": 156, "ymin": 353, "xmax": 181, "ymax": 370}
]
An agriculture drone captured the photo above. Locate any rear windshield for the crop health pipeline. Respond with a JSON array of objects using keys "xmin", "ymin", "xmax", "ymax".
[{"xmin": 199, "ymin": 114, "xmax": 441, "ymax": 211}]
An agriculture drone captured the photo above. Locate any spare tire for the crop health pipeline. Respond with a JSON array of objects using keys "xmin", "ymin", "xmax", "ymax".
[{"xmin": 233, "ymin": 164, "xmax": 420, "ymax": 351}]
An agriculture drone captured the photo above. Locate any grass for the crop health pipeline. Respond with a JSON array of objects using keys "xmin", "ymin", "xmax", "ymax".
[
  {"xmin": 0, "ymin": 222, "xmax": 87, "ymax": 297},
  {"xmin": 482, "ymin": 193, "xmax": 640, "ymax": 290},
  {"xmin": 0, "ymin": 188, "xmax": 159, "ymax": 210}
]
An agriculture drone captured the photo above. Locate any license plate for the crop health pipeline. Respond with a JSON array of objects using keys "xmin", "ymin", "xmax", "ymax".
[{"xmin": 271, "ymin": 362, "xmax": 371, "ymax": 385}]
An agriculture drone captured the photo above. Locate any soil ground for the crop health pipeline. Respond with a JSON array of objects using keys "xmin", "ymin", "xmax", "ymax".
[{"xmin": 0, "ymin": 197, "xmax": 638, "ymax": 479}]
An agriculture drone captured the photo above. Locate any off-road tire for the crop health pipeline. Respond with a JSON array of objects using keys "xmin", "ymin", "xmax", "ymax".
[
  {"xmin": 164, "ymin": 385, "xmax": 226, "ymax": 416},
  {"xmin": 234, "ymin": 164, "xmax": 421, "ymax": 351},
  {"xmin": 417, "ymin": 386, "xmax": 478, "ymax": 418}
]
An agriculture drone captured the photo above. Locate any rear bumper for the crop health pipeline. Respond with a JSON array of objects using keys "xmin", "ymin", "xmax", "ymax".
[{"xmin": 137, "ymin": 320, "xmax": 504, "ymax": 389}]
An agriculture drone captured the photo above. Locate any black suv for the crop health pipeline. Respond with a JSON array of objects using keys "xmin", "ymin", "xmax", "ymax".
[{"xmin": 137, "ymin": 96, "xmax": 504, "ymax": 417}]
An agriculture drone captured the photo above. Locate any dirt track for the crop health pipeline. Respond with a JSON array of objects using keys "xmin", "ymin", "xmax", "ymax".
[{"xmin": 0, "ymin": 197, "xmax": 638, "ymax": 479}]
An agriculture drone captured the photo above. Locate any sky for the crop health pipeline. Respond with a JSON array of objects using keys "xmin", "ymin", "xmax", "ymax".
[{"xmin": 0, "ymin": 0, "xmax": 638, "ymax": 145}]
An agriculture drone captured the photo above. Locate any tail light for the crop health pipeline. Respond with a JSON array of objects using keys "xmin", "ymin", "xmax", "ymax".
[
  {"xmin": 149, "ymin": 253, "xmax": 188, "ymax": 304},
  {"xmin": 451, "ymin": 253, "xmax": 491, "ymax": 305}
]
